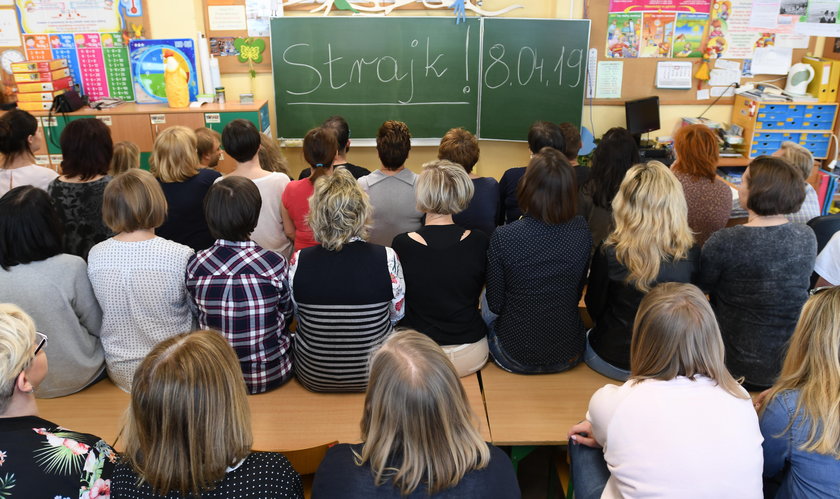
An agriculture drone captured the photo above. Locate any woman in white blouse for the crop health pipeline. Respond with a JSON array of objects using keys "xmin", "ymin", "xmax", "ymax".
[{"xmin": 567, "ymin": 282, "xmax": 763, "ymax": 499}]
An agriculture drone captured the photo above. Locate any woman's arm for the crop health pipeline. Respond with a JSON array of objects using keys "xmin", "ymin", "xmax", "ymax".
[
  {"xmin": 585, "ymin": 244, "xmax": 609, "ymax": 320},
  {"xmin": 385, "ymin": 247, "xmax": 406, "ymax": 324},
  {"xmin": 485, "ymin": 231, "xmax": 505, "ymax": 314},
  {"xmin": 281, "ymin": 203, "xmax": 296, "ymax": 243},
  {"xmin": 759, "ymin": 393, "xmax": 793, "ymax": 479},
  {"xmin": 72, "ymin": 259, "xmax": 103, "ymax": 337}
]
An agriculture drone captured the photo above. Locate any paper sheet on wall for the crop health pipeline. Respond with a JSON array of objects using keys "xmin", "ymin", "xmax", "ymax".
[
  {"xmin": 596, "ymin": 61, "xmax": 623, "ymax": 99},
  {"xmin": 793, "ymin": 0, "xmax": 840, "ymax": 36},
  {"xmin": 720, "ymin": 0, "xmax": 765, "ymax": 59},
  {"xmin": 776, "ymin": 32, "xmax": 810, "ymax": 48},
  {"xmin": 709, "ymin": 68, "xmax": 741, "ymax": 86},
  {"xmin": 748, "ymin": 0, "xmax": 782, "ymax": 29},
  {"xmin": 715, "ymin": 58, "xmax": 740, "ymax": 71},
  {"xmin": 751, "ymin": 46, "xmax": 793, "ymax": 75},
  {"xmin": 0, "ymin": 9, "xmax": 21, "ymax": 46},
  {"xmin": 697, "ymin": 88, "xmax": 710, "ymax": 100},
  {"xmin": 208, "ymin": 5, "xmax": 248, "ymax": 31},
  {"xmin": 711, "ymin": 85, "xmax": 736, "ymax": 97}
]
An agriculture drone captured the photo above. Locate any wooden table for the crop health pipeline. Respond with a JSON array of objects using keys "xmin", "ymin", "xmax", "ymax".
[
  {"xmin": 480, "ymin": 362, "xmax": 617, "ymax": 446},
  {"xmin": 38, "ymin": 373, "xmax": 489, "ymax": 452}
]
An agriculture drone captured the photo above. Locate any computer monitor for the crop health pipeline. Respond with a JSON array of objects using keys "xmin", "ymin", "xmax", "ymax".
[{"xmin": 625, "ymin": 96, "xmax": 660, "ymax": 146}]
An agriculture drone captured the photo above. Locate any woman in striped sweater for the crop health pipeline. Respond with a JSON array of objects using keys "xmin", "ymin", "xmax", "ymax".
[{"xmin": 289, "ymin": 167, "xmax": 405, "ymax": 392}]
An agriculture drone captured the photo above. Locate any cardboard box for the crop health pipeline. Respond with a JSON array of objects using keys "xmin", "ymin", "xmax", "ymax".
[
  {"xmin": 17, "ymin": 76, "xmax": 74, "ymax": 93},
  {"xmin": 10, "ymin": 59, "xmax": 68, "ymax": 73},
  {"xmin": 13, "ymin": 68, "xmax": 72, "ymax": 83},
  {"xmin": 16, "ymin": 89, "xmax": 66, "ymax": 102}
]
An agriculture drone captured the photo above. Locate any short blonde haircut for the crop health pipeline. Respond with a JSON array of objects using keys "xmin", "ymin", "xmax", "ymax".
[
  {"xmin": 777, "ymin": 141, "xmax": 814, "ymax": 182},
  {"xmin": 0, "ymin": 304, "xmax": 36, "ymax": 413},
  {"xmin": 258, "ymin": 133, "xmax": 289, "ymax": 174},
  {"xmin": 122, "ymin": 330, "xmax": 253, "ymax": 496},
  {"xmin": 415, "ymin": 160, "xmax": 474, "ymax": 215},
  {"xmin": 762, "ymin": 286, "xmax": 840, "ymax": 458},
  {"xmin": 109, "ymin": 141, "xmax": 140, "ymax": 176},
  {"xmin": 103, "ymin": 169, "xmax": 167, "ymax": 233},
  {"xmin": 607, "ymin": 161, "xmax": 694, "ymax": 292},
  {"xmin": 631, "ymin": 282, "xmax": 747, "ymax": 399},
  {"xmin": 307, "ymin": 167, "xmax": 371, "ymax": 251},
  {"xmin": 150, "ymin": 126, "xmax": 200, "ymax": 183},
  {"xmin": 357, "ymin": 330, "xmax": 490, "ymax": 495}
]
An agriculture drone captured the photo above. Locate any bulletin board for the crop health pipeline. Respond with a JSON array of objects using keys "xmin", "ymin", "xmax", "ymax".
[
  {"xmin": 585, "ymin": 0, "xmax": 816, "ymax": 106},
  {"xmin": 202, "ymin": 0, "xmax": 272, "ymax": 74}
]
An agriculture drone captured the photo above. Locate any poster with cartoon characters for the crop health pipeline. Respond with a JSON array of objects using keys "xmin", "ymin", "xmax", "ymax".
[
  {"xmin": 674, "ymin": 13, "xmax": 707, "ymax": 57},
  {"xmin": 640, "ymin": 12, "xmax": 677, "ymax": 57},
  {"xmin": 606, "ymin": 12, "xmax": 641, "ymax": 58},
  {"xmin": 16, "ymin": 0, "xmax": 124, "ymax": 34},
  {"xmin": 608, "ymin": 0, "xmax": 712, "ymax": 14}
]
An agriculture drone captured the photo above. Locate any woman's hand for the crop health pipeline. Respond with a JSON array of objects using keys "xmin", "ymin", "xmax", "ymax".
[{"xmin": 568, "ymin": 420, "xmax": 601, "ymax": 448}]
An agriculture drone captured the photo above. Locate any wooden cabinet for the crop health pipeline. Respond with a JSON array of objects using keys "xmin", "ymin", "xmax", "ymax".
[{"xmin": 30, "ymin": 101, "xmax": 270, "ymax": 172}]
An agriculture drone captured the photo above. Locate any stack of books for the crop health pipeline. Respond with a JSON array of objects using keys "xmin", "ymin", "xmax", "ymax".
[{"xmin": 11, "ymin": 59, "xmax": 74, "ymax": 112}]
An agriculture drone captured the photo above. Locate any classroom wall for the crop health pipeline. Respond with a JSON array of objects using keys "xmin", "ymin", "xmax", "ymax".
[{"xmin": 147, "ymin": 0, "xmax": 821, "ymax": 180}]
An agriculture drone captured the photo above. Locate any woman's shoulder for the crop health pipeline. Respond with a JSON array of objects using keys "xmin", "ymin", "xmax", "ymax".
[
  {"xmin": 239, "ymin": 451, "xmax": 298, "ymax": 475},
  {"xmin": 196, "ymin": 168, "xmax": 223, "ymax": 183}
]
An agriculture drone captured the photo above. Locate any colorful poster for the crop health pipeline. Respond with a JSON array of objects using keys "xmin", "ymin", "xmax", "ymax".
[
  {"xmin": 16, "ymin": 0, "xmax": 124, "ymax": 34},
  {"xmin": 609, "ymin": 0, "xmax": 712, "ymax": 14},
  {"xmin": 640, "ymin": 12, "xmax": 676, "ymax": 57},
  {"xmin": 606, "ymin": 12, "xmax": 641, "ymax": 58},
  {"xmin": 673, "ymin": 12, "xmax": 708, "ymax": 57},
  {"xmin": 129, "ymin": 38, "xmax": 198, "ymax": 105},
  {"xmin": 48, "ymin": 34, "xmax": 83, "ymax": 92},
  {"xmin": 75, "ymin": 34, "xmax": 109, "ymax": 101},
  {"xmin": 101, "ymin": 32, "xmax": 133, "ymax": 101},
  {"xmin": 22, "ymin": 33, "xmax": 50, "ymax": 59}
]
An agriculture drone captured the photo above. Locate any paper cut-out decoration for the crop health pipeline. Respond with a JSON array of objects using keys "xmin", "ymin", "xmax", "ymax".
[{"xmin": 280, "ymin": 0, "xmax": 523, "ymax": 19}]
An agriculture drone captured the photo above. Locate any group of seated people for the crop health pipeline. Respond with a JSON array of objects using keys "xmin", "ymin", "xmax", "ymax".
[{"xmin": 0, "ymin": 106, "xmax": 837, "ymax": 497}]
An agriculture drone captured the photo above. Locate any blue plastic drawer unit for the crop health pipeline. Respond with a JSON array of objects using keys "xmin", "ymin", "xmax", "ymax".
[{"xmin": 748, "ymin": 102, "xmax": 837, "ymax": 159}]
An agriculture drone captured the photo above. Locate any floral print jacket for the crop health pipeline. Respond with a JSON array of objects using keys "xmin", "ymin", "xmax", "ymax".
[{"xmin": 0, "ymin": 416, "xmax": 115, "ymax": 498}]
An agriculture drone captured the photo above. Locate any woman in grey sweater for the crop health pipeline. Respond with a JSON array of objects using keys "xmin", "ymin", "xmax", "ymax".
[
  {"xmin": 0, "ymin": 186, "xmax": 105, "ymax": 397},
  {"xmin": 700, "ymin": 156, "xmax": 816, "ymax": 390}
]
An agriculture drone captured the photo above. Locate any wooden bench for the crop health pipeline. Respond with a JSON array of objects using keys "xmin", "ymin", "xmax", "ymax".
[
  {"xmin": 38, "ymin": 373, "xmax": 490, "ymax": 451},
  {"xmin": 480, "ymin": 362, "xmax": 618, "ymax": 447}
]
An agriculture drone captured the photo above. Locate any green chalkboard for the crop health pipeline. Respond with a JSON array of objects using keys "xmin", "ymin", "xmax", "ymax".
[
  {"xmin": 480, "ymin": 18, "xmax": 590, "ymax": 140},
  {"xmin": 271, "ymin": 17, "xmax": 481, "ymax": 140},
  {"xmin": 270, "ymin": 17, "xmax": 590, "ymax": 141}
]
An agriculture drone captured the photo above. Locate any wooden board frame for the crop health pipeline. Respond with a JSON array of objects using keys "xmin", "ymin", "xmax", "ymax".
[
  {"xmin": 585, "ymin": 0, "xmax": 817, "ymax": 106},
  {"xmin": 203, "ymin": 0, "xmax": 272, "ymax": 74}
]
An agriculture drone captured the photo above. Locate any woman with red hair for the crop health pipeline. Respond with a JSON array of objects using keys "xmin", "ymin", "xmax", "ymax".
[{"xmin": 671, "ymin": 125, "xmax": 731, "ymax": 246}]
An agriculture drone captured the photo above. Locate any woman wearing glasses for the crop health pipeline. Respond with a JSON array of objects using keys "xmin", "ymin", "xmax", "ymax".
[{"xmin": 0, "ymin": 304, "xmax": 116, "ymax": 497}]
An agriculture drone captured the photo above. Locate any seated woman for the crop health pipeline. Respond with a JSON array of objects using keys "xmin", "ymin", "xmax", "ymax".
[
  {"xmin": 438, "ymin": 127, "xmax": 500, "ymax": 235},
  {"xmin": 290, "ymin": 168, "xmax": 405, "ymax": 392},
  {"xmin": 282, "ymin": 126, "xmax": 337, "ymax": 252},
  {"xmin": 88, "ymin": 169, "xmax": 194, "ymax": 392},
  {"xmin": 0, "ymin": 109, "xmax": 56, "ymax": 197},
  {"xmin": 313, "ymin": 330, "xmax": 519, "ymax": 498},
  {"xmin": 112, "ymin": 330, "xmax": 303, "ymax": 498},
  {"xmin": 815, "ymin": 231, "xmax": 840, "ymax": 286},
  {"xmin": 187, "ymin": 176, "xmax": 293, "ymax": 394},
  {"xmin": 701, "ymin": 156, "xmax": 816, "ymax": 390},
  {"xmin": 585, "ymin": 161, "xmax": 698, "ymax": 381},
  {"xmin": 0, "ymin": 186, "xmax": 105, "ymax": 397},
  {"xmin": 358, "ymin": 120, "xmax": 423, "ymax": 246},
  {"xmin": 392, "ymin": 160, "xmax": 489, "ymax": 377},
  {"xmin": 0, "ymin": 304, "xmax": 115, "ymax": 497},
  {"xmin": 150, "ymin": 126, "xmax": 221, "ymax": 251},
  {"xmin": 774, "ymin": 141, "xmax": 821, "ymax": 224},
  {"xmin": 48, "ymin": 118, "xmax": 114, "ymax": 260},
  {"xmin": 109, "ymin": 141, "xmax": 140, "ymax": 176},
  {"xmin": 568, "ymin": 283, "xmax": 763, "ymax": 499},
  {"xmin": 758, "ymin": 286, "xmax": 840, "ymax": 498},
  {"xmin": 670, "ymin": 124, "xmax": 732, "ymax": 246},
  {"xmin": 485, "ymin": 148, "xmax": 591, "ymax": 374},
  {"xmin": 580, "ymin": 127, "xmax": 640, "ymax": 249}
]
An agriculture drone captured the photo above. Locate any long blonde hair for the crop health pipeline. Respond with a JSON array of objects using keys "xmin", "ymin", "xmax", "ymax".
[
  {"xmin": 761, "ymin": 287, "xmax": 840, "ymax": 458},
  {"xmin": 122, "ymin": 330, "xmax": 253, "ymax": 496},
  {"xmin": 607, "ymin": 161, "xmax": 694, "ymax": 292},
  {"xmin": 357, "ymin": 330, "xmax": 490, "ymax": 495},
  {"xmin": 149, "ymin": 126, "xmax": 200, "ymax": 183},
  {"xmin": 631, "ymin": 282, "xmax": 748, "ymax": 399}
]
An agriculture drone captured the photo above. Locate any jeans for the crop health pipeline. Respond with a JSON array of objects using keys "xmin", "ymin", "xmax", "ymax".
[
  {"xmin": 568, "ymin": 438, "xmax": 610, "ymax": 499},
  {"xmin": 583, "ymin": 329, "xmax": 631, "ymax": 382}
]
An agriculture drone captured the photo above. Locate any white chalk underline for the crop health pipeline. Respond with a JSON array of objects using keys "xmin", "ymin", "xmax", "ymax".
[{"xmin": 287, "ymin": 101, "xmax": 471, "ymax": 106}]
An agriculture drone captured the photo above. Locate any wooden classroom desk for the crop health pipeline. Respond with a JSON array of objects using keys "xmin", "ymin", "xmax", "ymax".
[
  {"xmin": 480, "ymin": 362, "xmax": 617, "ymax": 447},
  {"xmin": 38, "ymin": 373, "xmax": 489, "ymax": 452}
]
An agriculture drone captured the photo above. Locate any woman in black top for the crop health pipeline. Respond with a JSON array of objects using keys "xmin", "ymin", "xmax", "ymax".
[
  {"xmin": 392, "ymin": 160, "xmax": 489, "ymax": 376},
  {"xmin": 485, "ymin": 148, "xmax": 591, "ymax": 374},
  {"xmin": 585, "ymin": 161, "xmax": 698, "ymax": 380}
]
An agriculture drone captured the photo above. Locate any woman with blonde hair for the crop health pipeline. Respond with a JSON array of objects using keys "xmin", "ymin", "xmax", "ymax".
[
  {"xmin": 774, "ymin": 141, "xmax": 821, "ymax": 223},
  {"xmin": 671, "ymin": 124, "xmax": 731, "ymax": 246},
  {"xmin": 109, "ymin": 141, "xmax": 140, "ymax": 176},
  {"xmin": 585, "ymin": 161, "xmax": 698, "ymax": 380},
  {"xmin": 392, "ymin": 160, "xmax": 489, "ymax": 377},
  {"xmin": 313, "ymin": 330, "xmax": 518, "ymax": 497},
  {"xmin": 758, "ymin": 286, "xmax": 840, "ymax": 498},
  {"xmin": 111, "ymin": 330, "xmax": 303, "ymax": 497},
  {"xmin": 0, "ymin": 304, "xmax": 115, "ymax": 497},
  {"xmin": 289, "ymin": 167, "xmax": 405, "ymax": 392},
  {"xmin": 88, "ymin": 169, "xmax": 194, "ymax": 391},
  {"xmin": 150, "ymin": 126, "xmax": 221, "ymax": 251},
  {"xmin": 259, "ymin": 132, "xmax": 289, "ymax": 174},
  {"xmin": 569, "ymin": 283, "xmax": 763, "ymax": 499}
]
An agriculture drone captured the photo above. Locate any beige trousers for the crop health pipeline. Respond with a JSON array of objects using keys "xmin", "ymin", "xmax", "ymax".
[{"xmin": 441, "ymin": 337, "xmax": 489, "ymax": 377}]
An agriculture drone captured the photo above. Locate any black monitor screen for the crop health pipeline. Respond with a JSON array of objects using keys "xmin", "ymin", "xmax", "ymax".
[{"xmin": 625, "ymin": 96, "xmax": 661, "ymax": 135}]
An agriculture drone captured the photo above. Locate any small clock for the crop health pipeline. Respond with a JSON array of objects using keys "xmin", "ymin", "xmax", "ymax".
[{"xmin": 0, "ymin": 49, "xmax": 25, "ymax": 74}]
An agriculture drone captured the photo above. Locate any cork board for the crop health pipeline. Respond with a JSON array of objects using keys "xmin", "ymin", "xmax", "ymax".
[
  {"xmin": 203, "ymin": 0, "xmax": 272, "ymax": 74},
  {"xmin": 585, "ymin": 0, "xmax": 816, "ymax": 106}
]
